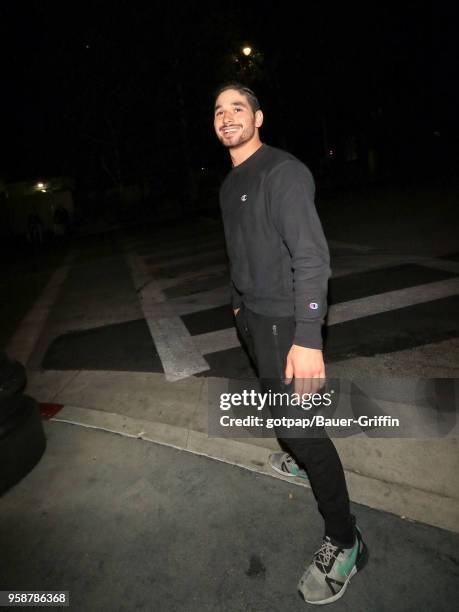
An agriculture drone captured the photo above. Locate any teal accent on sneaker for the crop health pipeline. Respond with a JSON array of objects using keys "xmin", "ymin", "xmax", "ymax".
[
  {"xmin": 338, "ymin": 540, "xmax": 359, "ymax": 578},
  {"xmin": 269, "ymin": 452, "xmax": 308, "ymax": 480}
]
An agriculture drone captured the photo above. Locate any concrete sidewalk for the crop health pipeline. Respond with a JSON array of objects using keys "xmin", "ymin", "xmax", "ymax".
[
  {"xmin": 26, "ymin": 364, "xmax": 459, "ymax": 534},
  {"xmin": 2, "ymin": 420, "xmax": 458, "ymax": 611}
]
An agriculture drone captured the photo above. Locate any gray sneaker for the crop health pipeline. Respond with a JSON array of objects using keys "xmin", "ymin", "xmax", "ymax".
[
  {"xmin": 298, "ymin": 525, "xmax": 368, "ymax": 605},
  {"xmin": 269, "ymin": 452, "xmax": 308, "ymax": 480}
]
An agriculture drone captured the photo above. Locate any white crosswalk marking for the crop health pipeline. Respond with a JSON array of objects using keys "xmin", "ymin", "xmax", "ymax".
[
  {"xmin": 146, "ymin": 317, "xmax": 209, "ymax": 381},
  {"xmin": 327, "ymin": 277, "xmax": 459, "ymax": 325},
  {"xmin": 125, "ymin": 252, "xmax": 166, "ymax": 302},
  {"xmin": 142, "ymin": 286, "xmax": 231, "ymax": 318},
  {"xmin": 189, "ymin": 278, "xmax": 459, "ymax": 356},
  {"xmin": 125, "ymin": 249, "xmax": 211, "ymax": 381},
  {"xmin": 147, "ymin": 248, "xmax": 227, "ymax": 271},
  {"xmin": 156, "ymin": 264, "xmax": 228, "ymax": 290},
  {"xmin": 7, "ymin": 253, "xmax": 76, "ymax": 365},
  {"xmin": 328, "ymin": 240, "xmax": 375, "ymax": 253},
  {"xmin": 418, "ymin": 259, "xmax": 459, "ymax": 275},
  {"xmin": 127, "ymin": 235, "xmax": 459, "ymax": 379},
  {"xmin": 192, "ymin": 327, "xmax": 239, "ymax": 355}
]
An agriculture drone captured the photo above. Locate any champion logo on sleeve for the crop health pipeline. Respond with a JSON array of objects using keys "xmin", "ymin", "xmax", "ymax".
[{"xmin": 309, "ymin": 302, "xmax": 319, "ymax": 310}]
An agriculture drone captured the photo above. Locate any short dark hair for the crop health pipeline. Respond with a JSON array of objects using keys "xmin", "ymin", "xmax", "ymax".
[{"xmin": 214, "ymin": 82, "xmax": 261, "ymax": 113}]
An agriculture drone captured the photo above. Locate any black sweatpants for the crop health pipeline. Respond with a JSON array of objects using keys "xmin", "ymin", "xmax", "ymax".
[{"xmin": 235, "ymin": 304, "xmax": 355, "ymax": 547}]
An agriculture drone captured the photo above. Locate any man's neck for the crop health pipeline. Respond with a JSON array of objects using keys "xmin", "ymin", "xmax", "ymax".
[{"xmin": 230, "ymin": 138, "xmax": 263, "ymax": 167}]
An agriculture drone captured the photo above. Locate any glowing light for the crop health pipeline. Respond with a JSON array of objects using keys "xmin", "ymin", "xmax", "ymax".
[
  {"xmin": 242, "ymin": 46, "xmax": 252, "ymax": 56},
  {"xmin": 41, "ymin": 189, "xmax": 47, "ymax": 193},
  {"xmin": 328, "ymin": 149, "xmax": 335, "ymax": 156},
  {"xmin": 37, "ymin": 182, "xmax": 44, "ymax": 189}
]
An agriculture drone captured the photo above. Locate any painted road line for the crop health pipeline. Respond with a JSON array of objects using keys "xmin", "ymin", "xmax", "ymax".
[
  {"xmin": 165, "ymin": 276, "xmax": 459, "ymax": 360},
  {"xmin": 131, "ymin": 245, "xmax": 228, "ymax": 293},
  {"xmin": 125, "ymin": 231, "xmax": 222, "ymax": 252},
  {"xmin": 141, "ymin": 239, "xmax": 224, "ymax": 264},
  {"xmin": 188, "ymin": 277, "xmax": 459, "ymax": 355},
  {"xmin": 156, "ymin": 263, "xmax": 228, "ymax": 290},
  {"xmin": 143, "ymin": 286, "xmax": 231, "ymax": 318},
  {"xmin": 146, "ymin": 248, "xmax": 227, "ymax": 272},
  {"xmin": 6, "ymin": 252, "xmax": 76, "ymax": 365},
  {"xmin": 128, "ymin": 244, "xmax": 458, "ymax": 378},
  {"xmin": 193, "ymin": 327, "xmax": 239, "ymax": 355},
  {"xmin": 331, "ymin": 255, "xmax": 409, "ymax": 278},
  {"xmin": 125, "ymin": 251, "xmax": 210, "ymax": 380},
  {"xmin": 419, "ymin": 259, "xmax": 459, "ymax": 275},
  {"xmin": 146, "ymin": 317, "xmax": 209, "ymax": 381},
  {"xmin": 328, "ymin": 240, "xmax": 375, "ymax": 253},
  {"xmin": 327, "ymin": 277, "xmax": 459, "ymax": 325},
  {"xmin": 125, "ymin": 252, "xmax": 166, "ymax": 301},
  {"xmin": 331, "ymin": 253, "xmax": 458, "ymax": 278}
]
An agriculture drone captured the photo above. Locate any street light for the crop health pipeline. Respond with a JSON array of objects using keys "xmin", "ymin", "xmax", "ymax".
[{"xmin": 242, "ymin": 46, "xmax": 252, "ymax": 56}]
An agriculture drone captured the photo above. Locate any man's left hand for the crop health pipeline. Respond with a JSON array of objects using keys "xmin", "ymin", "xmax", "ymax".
[{"xmin": 285, "ymin": 345, "xmax": 325, "ymax": 395}]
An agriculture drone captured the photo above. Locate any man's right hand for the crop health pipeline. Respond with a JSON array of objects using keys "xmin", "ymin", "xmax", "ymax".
[{"xmin": 233, "ymin": 308, "xmax": 240, "ymax": 316}]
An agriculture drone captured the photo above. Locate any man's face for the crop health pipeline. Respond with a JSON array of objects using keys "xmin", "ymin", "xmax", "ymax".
[{"xmin": 214, "ymin": 88, "xmax": 262, "ymax": 149}]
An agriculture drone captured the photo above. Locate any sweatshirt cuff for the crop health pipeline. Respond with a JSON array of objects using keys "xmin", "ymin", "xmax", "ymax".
[
  {"xmin": 293, "ymin": 321, "xmax": 323, "ymax": 350},
  {"xmin": 231, "ymin": 285, "xmax": 242, "ymax": 310}
]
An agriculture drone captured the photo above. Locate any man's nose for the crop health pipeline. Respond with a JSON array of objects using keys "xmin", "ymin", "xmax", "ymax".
[{"xmin": 222, "ymin": 111, "xmax": 234, "ymax": 124}]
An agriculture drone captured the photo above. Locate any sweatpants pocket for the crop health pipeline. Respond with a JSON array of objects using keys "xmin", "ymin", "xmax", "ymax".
[
  {"xmin": 271, "ymin": 324, "xmax": 284, "ymax": 381},
  {"xmin": 234, "ymin": 304, "xmax": 248, "ymax": 335}
]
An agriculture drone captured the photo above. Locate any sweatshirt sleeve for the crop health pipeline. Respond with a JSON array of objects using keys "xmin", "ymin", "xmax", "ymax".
[
  {"xmin": 268, "ymin": 160, "xmax": 331, "ymax": 350},
  {"xmin": 231, "ymin": 280, "xmax": 242, "ymax": 310}
]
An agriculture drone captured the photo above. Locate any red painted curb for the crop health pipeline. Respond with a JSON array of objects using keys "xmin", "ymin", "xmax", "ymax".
[{"xmin": 39, "ymin": 402, "xmax": 64, "ymax": 420}]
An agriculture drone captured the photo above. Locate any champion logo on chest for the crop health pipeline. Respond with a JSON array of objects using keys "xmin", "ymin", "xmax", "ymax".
[{"xmin": 240, "ymin": 194, "xmax": 248, "ymax": 202}]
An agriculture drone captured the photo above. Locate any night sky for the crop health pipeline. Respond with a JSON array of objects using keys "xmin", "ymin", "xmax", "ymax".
[{"xmin": 2, "ymin": 2, "xmax": 458, "ymax": 196}]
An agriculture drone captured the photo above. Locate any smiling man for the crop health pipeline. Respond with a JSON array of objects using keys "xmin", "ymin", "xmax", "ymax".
[{"xmin": 213, "ymin": 83, "xmax": 368, "ymax": 605}]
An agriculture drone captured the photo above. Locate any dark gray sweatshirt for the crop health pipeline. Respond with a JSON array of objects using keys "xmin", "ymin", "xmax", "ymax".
[{"xmin": 219, "ymin": 143, "xmax": 331, "ymax": 350}]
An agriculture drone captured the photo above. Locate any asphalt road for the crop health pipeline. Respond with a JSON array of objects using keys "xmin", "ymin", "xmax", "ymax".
[
  {"xmin": 26, "ymin": 216, "xmax": 458, "ymax": 381},
  {"xmin": 1, "ymin": 420, "xmax": 458, "ymax": 612},
  {"xmin": 2, "ymin": 183, "xmax": 459, "ymax": 611}
]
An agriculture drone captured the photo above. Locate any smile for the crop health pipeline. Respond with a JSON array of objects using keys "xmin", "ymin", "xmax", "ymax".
[{"xmin": 221, "ymin": 126, "xmax": 240, "ymax": 135}]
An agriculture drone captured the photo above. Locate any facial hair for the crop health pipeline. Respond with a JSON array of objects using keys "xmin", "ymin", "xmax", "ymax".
[{"xmin": 218, "ymin": 122, "xmax": 256, "ymax": 149}]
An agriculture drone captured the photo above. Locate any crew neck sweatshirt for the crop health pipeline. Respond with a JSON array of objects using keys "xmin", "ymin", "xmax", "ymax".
[{"xmin": 219, "ymin": 143, "xmax": 330, "ymax": 350}]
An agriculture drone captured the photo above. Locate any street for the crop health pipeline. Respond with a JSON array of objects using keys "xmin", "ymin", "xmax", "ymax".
[
  {"xmin": 9, "ymin": 187, "xmax": 459, "ymax": 381},
  {"xmin": 1, "ymin": 420, "xmax": 458, "ymax": 612},
  {"xmin": 3, "ymin": 183, "xmax": 459, "ymax": 611}
]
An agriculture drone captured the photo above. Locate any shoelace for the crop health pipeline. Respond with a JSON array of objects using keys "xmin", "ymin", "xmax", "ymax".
[{"xmin": 313, "ymin": 538, "xmax": 340, "ymax": 574}]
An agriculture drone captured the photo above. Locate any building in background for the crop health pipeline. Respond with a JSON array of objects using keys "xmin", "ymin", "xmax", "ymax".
[{"xmin": 4, "ymin": 177, "xmax": 74, "ymax": 237}]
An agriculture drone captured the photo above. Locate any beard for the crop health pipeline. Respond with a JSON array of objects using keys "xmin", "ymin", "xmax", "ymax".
[{"xmin": 218, "ymin": 124, "xmax": 256, "ymax": 149}]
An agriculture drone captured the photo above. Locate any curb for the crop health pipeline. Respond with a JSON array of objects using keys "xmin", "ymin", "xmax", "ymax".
[{"xmin": 40, "ymin": 402, "xmax": 459, "ymax": 534}]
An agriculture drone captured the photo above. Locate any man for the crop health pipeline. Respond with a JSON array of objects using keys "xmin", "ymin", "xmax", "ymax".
[{"xmin": 213, "ymin": 83, "xmax": 368, "ymax": 605}]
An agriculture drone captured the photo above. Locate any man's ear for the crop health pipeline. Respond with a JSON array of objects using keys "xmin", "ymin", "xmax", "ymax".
[{"xmin": 255, "ymin": 110, "xmax": 264, "ymax": 128}]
